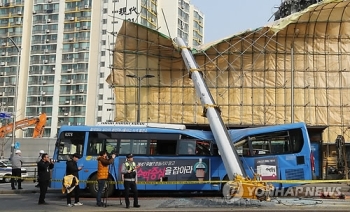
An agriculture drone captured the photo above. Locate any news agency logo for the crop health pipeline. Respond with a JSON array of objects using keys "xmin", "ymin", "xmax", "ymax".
[{"xmin": 222, "ymin": 183, "xmax": 343, "ymax": 201}]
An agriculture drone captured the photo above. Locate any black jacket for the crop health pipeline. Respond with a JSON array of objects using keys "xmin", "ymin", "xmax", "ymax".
[
  {"xmin": 66, "ymin": 160, "xmax": 79, "ymax": 178},
  {"xmin": 37, "ymin": 160, "xmax": 54, "ymax": 181}
]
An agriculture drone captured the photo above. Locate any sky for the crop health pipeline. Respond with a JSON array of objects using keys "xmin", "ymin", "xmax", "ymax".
[{"xmin": 191, "ymin": 0, "xmax": 283, "ymax": 43}]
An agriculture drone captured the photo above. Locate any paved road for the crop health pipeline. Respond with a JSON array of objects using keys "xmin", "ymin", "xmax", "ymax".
[
  {"xmin": 1, "ymin": 192, "xmax": 350, "ymax": 212},
  {"xmin": 1, "ymin": 182, "xmax": 350, "ymax": 211}
]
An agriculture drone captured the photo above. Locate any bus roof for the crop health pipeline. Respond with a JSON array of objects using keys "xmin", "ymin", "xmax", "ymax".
[
  {"xmin": 59, "ymin": 125, "xmax": 214, "ymax": 140},
  {"xmin": 228, "ymin": 122, "xmax": 307, "ymax": 143}
]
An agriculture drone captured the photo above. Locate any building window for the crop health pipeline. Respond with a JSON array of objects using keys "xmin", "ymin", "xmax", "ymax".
[
  {"xmin": 100, "ymin": 73, "xmax": 104, "ymax": 78},
  {"xmin": 102, "ymin": 30, "xmax": 106, "ymax": 35},
  {"xmin": 97, "ymin": 117, "xmax": 102, "ymax": 122},
  {"xmin": 99, "ymin": 83, "xmax": 104, "ymax": 89},
  {"xmin": 98, "ymin": 106, "xmax": 102, "ymax": 111},
  {"xmin": 102, "ymin": 40, "xmax": 106, "ymax": 45},
  {"xmin": 100, "ymin": 62, "xmax": 105, "ymax": 67},
  {"xmin": 99, "ymin": 95, "xmax": 103, "ymax": 100},
  {"xmin": 101, "ymin": 51, "xmax": 105, "ymax": 56},
  {"xmin": 103, "ymin": 19, "xmax": 107, "ymax": 24},
  {"xmin": 103, "ymin": 9, "xmax": 108, "ymax": 14}
]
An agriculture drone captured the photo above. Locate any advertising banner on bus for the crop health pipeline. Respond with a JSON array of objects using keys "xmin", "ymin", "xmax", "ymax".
[
  {"xmin": 254, "ymin": 157, "xmax": 279, "ymax": 180},
  {"xmin": 119, "ymin": 158, "xmax": 210, "ymax": 182}
]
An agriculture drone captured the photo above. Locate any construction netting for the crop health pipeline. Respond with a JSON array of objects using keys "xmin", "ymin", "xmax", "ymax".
[{"xmin": 106, "ymin": 0, "xmax": 350, "ymax": 143}]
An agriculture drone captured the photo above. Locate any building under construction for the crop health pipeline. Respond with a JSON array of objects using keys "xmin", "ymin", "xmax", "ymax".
[{"xmin": 107, "ymin": 0, "xmax": 350, "ymax": 178}]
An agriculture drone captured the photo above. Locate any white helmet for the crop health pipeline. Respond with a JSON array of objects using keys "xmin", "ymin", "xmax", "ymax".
[
  {"xmin": 15, "ymin": 150, "xmax": 21, "ymax": 154},
  {"xmin": 39, "ymin": 150, "xmax": 45, "ymax": 154}
]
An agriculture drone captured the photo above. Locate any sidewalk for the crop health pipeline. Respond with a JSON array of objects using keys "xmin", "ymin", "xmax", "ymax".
[{"xmin": 0, "ymin": 182, "xmax": 61, "ymax": 195}]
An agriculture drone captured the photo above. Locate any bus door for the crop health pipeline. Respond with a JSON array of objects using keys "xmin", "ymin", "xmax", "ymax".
[{"xmin": 52, "ymin": 131, "xmax": 85, "ymax": 189}]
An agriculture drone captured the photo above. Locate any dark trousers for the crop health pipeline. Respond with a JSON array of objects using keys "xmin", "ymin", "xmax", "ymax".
[
  {"xmin": 97, "ymin": 179, "xmax": 106, "ymax": 204},
  {"xmin": 124, "ymin": 180, "xmax": 138, "ymax": 206},
  {"xmin": 38, "ymin": 180, "xmax": 49, "ymax": 203},
  {"xmin": 11, "ymin": 168, "xmax": 21, "ymax": 189},
  {"xmin": 67, "ymin": 185, "xmax": 80, "ymax": 204}
]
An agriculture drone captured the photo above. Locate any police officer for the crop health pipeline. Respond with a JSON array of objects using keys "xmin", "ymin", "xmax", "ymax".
[{"xmin": 121, "ymin": 154, "xmax": 140, "ymax": 209}]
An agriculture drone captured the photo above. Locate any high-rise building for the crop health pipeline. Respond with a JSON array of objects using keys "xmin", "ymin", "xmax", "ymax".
[{"xmin": 0, "ymin": 0, "xmax": 204, "ymax": 138}]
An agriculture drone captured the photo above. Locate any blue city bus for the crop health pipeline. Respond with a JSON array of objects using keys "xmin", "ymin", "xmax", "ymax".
[
  {"xmin": 51, "ymin": 122, "xmax": 313, "ymax": 196},
  {"xmin": 228, "ymin": 122, "xmax": 314, "ymax": 188}
]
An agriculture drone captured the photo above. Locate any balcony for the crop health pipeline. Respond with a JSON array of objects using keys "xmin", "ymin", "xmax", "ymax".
[
  {"xmin": 60, "ymin": 90, "xmax": 72, "ymax": 94},
  {"xmin": 71, "ymin": 100, "xmax": 85, "ymax": 105},
  {"xmin": 75, "ymin": 58, "xmax": 89, "ymax": 63},
  {"xmin": 63, "ymin": 28, "xmax": 75, "ymax": 32},
  {"xmin": 29, "ymin": 70, "xmax": 42, "ymax": 75},
  {"xmin": 62, "ymin": 48, "xmax": 74, "ymax": 53},
  {"xmin": 62, "ymin": 59, "xmax": 74, "ymax": 63},
  {"xmin": 27, "ymin": 90, "xmax": 53, "ymax": 95},
  {"xmin": 75, "ymin": 79, "xmax": 87, "ymax": 83},
  {"xmin": 76, "ymin": 69, "xmax": 88, "ymax": 73},
  {"xmin": 78, "ymin": 16, "xmax": 91, "ymax": 21},
  {"xmin": 71, "ymin": 111, "xmax": 85, "ymax": 116},
  {"xmin": 77, "ymin": 37, "xmax": 89, "ymax": 42}
]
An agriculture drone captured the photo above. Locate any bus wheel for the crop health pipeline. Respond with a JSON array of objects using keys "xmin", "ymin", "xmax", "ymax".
[
  {"xmin": 220, "ymin": 175, "xmax": 229, "ymax": 197},
  {"xmin": 88, "ymin": 174, "xmax": 115, "ymax": 198}
]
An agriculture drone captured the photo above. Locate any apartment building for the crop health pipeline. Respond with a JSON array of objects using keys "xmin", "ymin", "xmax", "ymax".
[{"xmin": 0, "ymin": 0, "xmax": 204, "ymax": 138}]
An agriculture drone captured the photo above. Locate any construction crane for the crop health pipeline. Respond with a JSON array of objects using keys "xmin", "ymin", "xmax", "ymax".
[
  {"xmin": 174, "ymin": 37, "xmax": 273, "ymax": 201},
  {"xmin": 0, "ymin": 113, "xmax": 47, "ymax": 138}
]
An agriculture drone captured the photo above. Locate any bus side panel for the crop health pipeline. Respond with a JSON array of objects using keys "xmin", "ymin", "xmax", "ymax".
[
  {"xmin": 51, "ymin": 161, "xmax": 67, "ymax": 189},
  {"xmin": 78, "ymin": 157, "xmax": 98, "ymax": 190},
  {"xmin": 176, "ymin": 157, "xmax": 214, "ymax": 191},
  {"xmin": 117, "ymin": 157, "xmax": 146, "ymax": 191},
  {"xmin": 208, "ymin": 157, "xmax": 224, "ymax": 191},
  {"xmin": 278, "ymin": 154, "xmax": 312, "ymax": 188}
]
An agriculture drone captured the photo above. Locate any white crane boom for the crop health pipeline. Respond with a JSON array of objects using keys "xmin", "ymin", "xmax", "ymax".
[{"xmin": 174, "ymin": 37, "xmax": 246, "ymax": 180}]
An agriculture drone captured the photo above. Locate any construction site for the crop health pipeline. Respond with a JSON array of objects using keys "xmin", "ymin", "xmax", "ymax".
[{"xmin": 106, "ymin": 0, "xmax": 350, "ymax": 180}]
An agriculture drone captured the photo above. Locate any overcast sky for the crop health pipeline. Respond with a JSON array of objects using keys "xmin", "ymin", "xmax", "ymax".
[{"xmin": 190, "ymin": 0, "xmax": 283, "ymax": 43}]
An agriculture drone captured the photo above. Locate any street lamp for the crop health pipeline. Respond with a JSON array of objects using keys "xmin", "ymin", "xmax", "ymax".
[
  {"xmin": 7, "ymin": 37, "xmax": 20, "ymax": 158},
  {"xmin": 126, "ymin": 74, "xmax": 155, "ymax": 123}
]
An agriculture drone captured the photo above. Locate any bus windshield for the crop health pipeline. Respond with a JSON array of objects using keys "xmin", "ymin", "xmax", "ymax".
[{"xmin": 56, "ymin": 131, "xmax": 85, "ymax": 161}]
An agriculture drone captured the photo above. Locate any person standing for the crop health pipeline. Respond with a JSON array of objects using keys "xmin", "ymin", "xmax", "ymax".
[
  {"xmin": 121, "ymin": 154, "xmax": 140, "ymax": 209},
  {"xmin": 10, "ymin": 150, "xmax": 23, "ymax": 190},
  {"xmin": 96, "ymin": 151, "xmax": 115, "ymax": 207},
  {"xmin": 66, "ymin": 153, "xmax": 83, "ymax": 207},
  {"xmin": 35, "ymin": 150, "xmax": 45, "ymax": 188},
  {"xmin": 37, "ymin": 153, "xmax": 54, "ymax": 205}
]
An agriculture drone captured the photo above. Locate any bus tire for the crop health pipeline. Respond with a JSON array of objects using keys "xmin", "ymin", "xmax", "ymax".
[
  {"xmin": 220, "ymin": 175, "xmax": 229, "ymax": 197},
  {"xmin": 88, "ymin": 174, "xmax": 115, "ymax": 198}
]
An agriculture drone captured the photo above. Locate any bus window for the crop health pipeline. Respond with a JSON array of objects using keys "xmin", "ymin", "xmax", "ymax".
[
  {"xmin": 105, "ymin": 139, "xmax": 118, "ymax": 155},
  {"xmin": 248, "ymin": 129, "xmax": 304, "ymax": 156},
  {"xmin": 234, "ymin": 138, "xmax": 250, "ymax": 156},
  {"xmin": 57, "ymin": 131, "xmax": 85, "ymax": 161},
  {"xmin": 150, "ymin": 140, "xmax": 177, "ymax": 155},
  {"xmin": 195, "ymin": 141, "xmax": 211, "ymax": 155},
  {"xmin": 119, "ymin": 139, "xmax": 147, "ymax": 155},
  {"xmin": 178, "ymin": 140, "xmax": 196, "ymax": 155},
  {"xmin": 87, "ymin": 138, "xmax": 103, "ymax": 156}
]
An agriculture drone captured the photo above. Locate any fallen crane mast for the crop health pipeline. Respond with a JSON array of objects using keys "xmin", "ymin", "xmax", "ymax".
[{"xmin": 174, "ymin": 37, "xmax": 274, "ymax": 201}]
